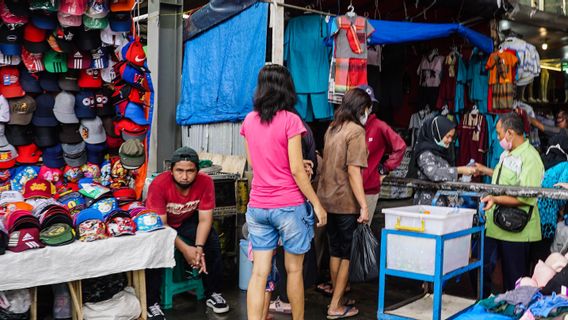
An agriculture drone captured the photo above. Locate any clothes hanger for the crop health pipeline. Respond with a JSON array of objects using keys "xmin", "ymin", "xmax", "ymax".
[
  {"xmin": 470, "ymin": 105, "xmax": 479, "ymax": 115},
  {"xmin": 441, "ymin": 105, "xmax": 449, "ymax": 116},
  {"xmin": 347, "ymin": 1, "xmax": 356, "ymax": 17}
]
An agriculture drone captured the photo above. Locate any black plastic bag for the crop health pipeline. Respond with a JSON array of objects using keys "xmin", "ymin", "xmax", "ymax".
[{"xmin": 349, "ymin": 224, "xmax": 379, "ymax": 283}]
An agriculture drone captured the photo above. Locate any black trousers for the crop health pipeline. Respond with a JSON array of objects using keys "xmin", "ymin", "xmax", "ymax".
[
  {"xmin": 483, "ymin": 237, "xmax": 530, "ymax": 297},
  {"xmin": 146, "ymin": 215, "xmax": 224, "ymax": 306}
]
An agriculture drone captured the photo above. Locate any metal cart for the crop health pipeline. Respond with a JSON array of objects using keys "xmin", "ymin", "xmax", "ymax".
[{"xmin": 377, "ymin": 191, "xmax": 486, "ymax": 320}]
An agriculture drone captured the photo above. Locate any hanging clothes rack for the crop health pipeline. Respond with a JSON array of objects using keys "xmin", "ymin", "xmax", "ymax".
[{"xmin": 262, "ymin": 0, "xmax": 337, "ymax": 16}]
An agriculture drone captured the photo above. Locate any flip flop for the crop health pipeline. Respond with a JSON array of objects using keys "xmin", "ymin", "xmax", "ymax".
[
  {"xmin": 327, "ymin": 306, "xmax": 359, "ymax": 319},
  {"xmin": 317, "ymin": 282, "xmax": 334, "ymax": 296},
  {"xmin": 327, "ymin": 298, "xmax": 356, "ymax": 308}
]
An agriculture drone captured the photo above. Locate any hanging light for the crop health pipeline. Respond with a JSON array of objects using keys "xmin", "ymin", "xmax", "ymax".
[{"xmin": 542, "ymin": 39, "xmax": 549, "ymax": 50}]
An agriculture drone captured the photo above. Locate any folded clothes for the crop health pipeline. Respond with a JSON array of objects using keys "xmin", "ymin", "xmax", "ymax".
[{"xmin": 495, "ymin": 286, "xmax": 540, "ymax": 310}]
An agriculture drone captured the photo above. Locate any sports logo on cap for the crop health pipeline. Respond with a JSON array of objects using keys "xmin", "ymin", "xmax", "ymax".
[
  {"xmin": 30, "ymin": 182, "xmax": 47, "ymax": 192},
  {"xmin": 3, "ymin": 74, "xmax": 17, "ymax": 85},
  {"xmin": 80, "ymin": 126, "xmax": 89, "ymax": 139},
  {"xmin": 0, "ymin": 151, "xmax": 13, "ymax": 161},
  {"xmin": 13, "ymin": 101, "xmax": 31, "ymax": 114}
]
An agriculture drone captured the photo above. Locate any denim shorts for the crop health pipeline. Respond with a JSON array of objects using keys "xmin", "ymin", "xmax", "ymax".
[{"xmin": 246, "ymin": 202, "xmax": 315, "ymax": 255}]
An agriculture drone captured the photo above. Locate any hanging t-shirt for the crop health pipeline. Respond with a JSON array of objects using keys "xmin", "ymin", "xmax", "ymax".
[
  {"xmin": 417, "ymin": 54, "xmax": 444, "ymax": 87},
  {"xmin": 457, "ymin": 112, "xmax": 487, "ymax": 168},
  {"xmin": 455, "ymin": 55, "xmax": 467, "ymax": 113},
  {"xmin": 436, "ymin": 53, "xmax": 458, "ymax": 110},
  {"xmin": 408, "ymin": 109, "xmax": 432, "ymax": 147},
  {"xmin": 467, "ymin": 47, "xmax": 489, "ymax": 113},
  {"xmin": 486, "ymin": 50, "xmax": 518, "ymax": 113}
]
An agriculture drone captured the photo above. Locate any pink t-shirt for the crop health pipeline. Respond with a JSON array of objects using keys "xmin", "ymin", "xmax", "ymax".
[{"xmin": 240, "ymin": 110, "xmax": 307, "ymax": 209}]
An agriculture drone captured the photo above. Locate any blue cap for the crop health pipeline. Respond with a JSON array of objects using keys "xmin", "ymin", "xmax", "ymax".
[
  {"xmin": 32, "ymin": 94, "xmax": 59, "ymax": 127},
  {"xmin": 39, "ymin": 72, "xmax": 60, "ymax": 92},
  {"xmin": 86, "ymin": 142, "xmax": 107, "ymax": 165},
  {"xmin": 42, "ymin": 144, "xmax": 65, "ymax": 168},
  {"xmin": 109, "ymin": 13, "xmax": 132, "ymax": 32},
  {"xmin": 124, "ymin": 102, "xmax": 149, "ymax": 125},
  {"xmin": 59, "ymin": 191, "xmax": 86, "ymax": 213},
  {"xmin": 75, "ymin": 208, "xmax": 103, "ymax": 226},
  {"xmin": 134, "ymin": 212, "xmax": 164, "ymax": 232},
  {"xmin": 91, "ymin": 197, "xmax": 117, "ymax": 219},
  {"xmin": 31, "ymin": 12, "xmax": 58, "ymax": 30},
  {"xmin": 357, "ymin": 85, "xmax": 379, "ymax": 103},
  {"xmin": 20, "ymin": 67, "xmax": 42, "ymax": 93},
  {"xmin": 74, "ymin": 90, "xmax": 96, "ymax": 119}
]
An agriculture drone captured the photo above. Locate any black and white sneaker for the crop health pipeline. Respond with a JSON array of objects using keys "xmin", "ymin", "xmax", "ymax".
[
  {"xmin": 206, "ymin": 292, "xmax": 230, "ymax": 313},
  {"xmin": 147, "ymin": 303, "xmax": 166, "ymax": 320}
]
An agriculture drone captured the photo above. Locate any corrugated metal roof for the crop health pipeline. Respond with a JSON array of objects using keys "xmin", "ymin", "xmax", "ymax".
[{"xmin": 182, "ymin": 123, "xmax": 246, "ymax": 156}]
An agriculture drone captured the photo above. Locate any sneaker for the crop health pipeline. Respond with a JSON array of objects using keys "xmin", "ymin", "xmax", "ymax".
[
  {"xmin": 269, "ymin": 297, "xmax": 292, "ymax": 314},
  {"xmin": 148, "ymin": 303, "xmax": 166, "ymax": 320},
  {"xmin": 206, "ymin": 292, "xmax": 230, "ymax": 314}
]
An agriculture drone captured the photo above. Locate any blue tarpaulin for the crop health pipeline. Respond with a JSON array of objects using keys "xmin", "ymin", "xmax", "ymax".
[
  {"xmin": 367, "ymin": 20, "xmax": 493, "ymax": 53},
  {"xmin": 176, "ymin": 2, "xmax": 267, "ymax": 125}
]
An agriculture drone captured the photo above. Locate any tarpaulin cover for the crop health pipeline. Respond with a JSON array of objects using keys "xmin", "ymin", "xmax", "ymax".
[
  {"xmin": 368, "ymin": 20, "xmax": 494, "ymax": 53},
  {"xmin": 176, "ymin": 2, "xmax": 267, "ymax": 125}
]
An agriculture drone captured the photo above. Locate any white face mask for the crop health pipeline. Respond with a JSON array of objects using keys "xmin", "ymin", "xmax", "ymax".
[{"xmin": 359, "ymin": 110, "xmax": 370, "ymax": 126}]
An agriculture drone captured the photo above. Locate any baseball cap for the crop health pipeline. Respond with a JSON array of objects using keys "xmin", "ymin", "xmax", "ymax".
[
  {"xmin": 81, "ymin": 162, "xmax": 101, "ymax": 179},
  {"xmin": 0, "ymin": 0, "xmax": 29, "ymax": 24},
  {"xmin": 79, "ymin": 116, "xmax": 106, "ymax": 144},
  {"xmin": 32, "ymin": 93, "xmax": 58, "ymax": 127},
  {"xmin": 39, "ymin": 71, "xmax": 60, "ymax": 92},
  {"xmin": 38, "ymin": 165, "xmax": 64, "ymax": 184},
  {"xmin": 77, "ymin": 28, "xmax": 101, "ymax": 51},
  {"xmin": 44, "ymin": 50, "xmax": 68, "ymax": 73},
  {"xmin": 83, "ymin": 15, "xmax": 108, "ymax": 30},
  {"xmin": 53, "ymin": 26, "xmax": 78, "ymax": 53},
  {"xmin": 100, "ymin": 25, "xmax": 126, "ymax": 46},
  {"xmin": 114, "ymin": 118, "xmax": 147, "ymax": 141},
  {"xmin": 78, "ymin": 68, "xmax": 102, "ymax": 88},
  {"xmin": 94, "ymin": 88, "xmax": 111, "ymax": 114},
  {"xmin": 74, "ymin": 90, "xmax": 96, "ymax": 119},
  {"xmin": 0, "ymin": 143, "xmax": 15, "ymax": 169},
  {"xmin": 58, "ymin": 123, "xmax": 82, "ymax": 144},
  {"xmin": 101, "ymin": 59, "xmax": 116, "ymax": 83},
  {"xmin": 42, "ymin": 144, "xmax": 65, "ymax": 168},
  {"xmin": 0, "ymin": 124, "xmax": 8, "ymax": 146},
  {"xmin": 63, "ymin": 164, "xmax": 83, "ymax": 182},
  {"xmin": 0, "ymin": 190, "xmax": 23, "ymax": 205},
  {"xmin": 62, "ymin": 142, "xmax": 87, "ymax": 167},
  {"xmin": 40, "ymin": 222, "xmax": 75, "ymax": 246},
  {"xmin": 57, "ymin": 12, "xmax": 82, "ymax": 28},
  {"xmin": 0, "ymin": 51, "xmax": 21, "ymax": 66},
  {"xmin": 34, "ymin": 126, "xmax": 58, "ymax": 147},
  {"xmin": 90, "ymin": 47, "xmax": 108, "ymax": 69},
  {"xmin": 23, "ymin": 177, "xmax": 54, "ymax": 199},
  {"xmin": 54, "ymin": 91, "xmax": 79, "ymax": 124},
  {"xmin": 23, "ymin": 23, "xmax": 49, "ymax": 54},
  {"xmin": 31, "ymin": 10, "xmax": 58, "ymax": 30},
  {"xmin": 54, "ymin": 181, "xmax": 78, "ymax": 197},
  {"xmin": 76, "ymin": 218, "xmax": 107, "ymax": 241},
  {"xmin": 16, "ymin": 143, "xmax": 42, "ymax": 164},
  {"xmin": 8, "ymin": 96, "xmax": 36, "ymax": 125},
  {"xmin": 125, "ymin": 37, "xmax": 145, "ymax": 67},
  {"xmin": 58, "ymin": 70, "xmax": 80, "ymax": 91},
  {"xmin": 0, "ymin": 24, "xmax": 23, "ymax": 56},
  {"xmin": 86, "ymin": 0, "xmax": 109, "ymax": 18},
  {"xmin": 123, "ymin": 102, "xmax": 148, "ymax": 125},
  {"xmin": 30, "ymin": 0, "xmax": 59, "ymax": 11},
  {"xmin": 171, "ymin": 146, "xmax": 199, "ymax": 168},
  {"xmin": 357, "ymin": 84, "xmax": 379, "ymax": 103},
  {"xmin": 118, "ymin": 62, "xmax": 150, "ymax": 92},
  {"xmin": 133, "ymin": 211, "xmax": 164, "ymax": 232},
  {"xmin": 110, "ymin": 0, "xmax": 134, "ymax": 12},
  {"xmin": 0, "ymin": 67, "xmax": 25, "ymax": 99},
  {"xmin": 58, "ymin": 191, "xmax": 86, "ymax": 214},
  {"xmin": 47, "ymin": 33, "xmax": 63, "ymax": 52},
  {"xmin": 90, "ymin": 196, "xmax": 117, "ymax": 218},
  {"xmin": 4, "ymin": 0, "xmax": 30, "ymax": 16},
  {"xmin": 22, "ymin": 48, "xmax": 45, "ymax": 73},
  {"xmin": 6, "ymin": 124, "xmax": 33, "ymax": 146},
  {"xmin": 0, "ymin": 96, "xmax": 9, "ymax": 122},
  {"xmin": 74, "ymin": 207, "xmax": 102, "ymax": 225},
  {"xmin": 10, "ymin": 165, "xmax": 39, "ymax": 192},
  {"xmin": 7, "ymin": 219, "xmax": 45, "ymax": 252},
  {"xmin": 108, "ymin": 11, "xmax": 131, "ymax": 32},
  {"xmin": 112, "ymin": 187, "xmax": 135, "ymax": 202},
  {"xmin": 106, "ymin": 210, "xmax": 135, "ymax": 236},
  {"xmin": 60, "ymin": 0, "xmax": 87, "ymax": 15},
  {"xmin": 85, "ymin": 142, "xmax": 106, "ymax": 165},
  {"xmin": 67, "ymin": 50, "xmax": 91, "ymax": 70},
  {"xmin": 118, "ymin": 139, "xmax": 144, "ymax": 170},
  {"xmin": 19, "ymin": 67, "xmax": 42, "ymax": 93}
]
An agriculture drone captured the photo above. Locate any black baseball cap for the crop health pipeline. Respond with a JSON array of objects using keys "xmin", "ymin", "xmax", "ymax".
[
  {"xmin": 34, "ymin": 126, "xmax": 58, "ymax": 148},
  {"xmin": 58, "ymin": 123, "xmax": 82, "ymax": 144},
  {"xmin": 0, "ymin": 24, "xmax": 23, "ymax": 56},
  {"xmin": 171, "ymin": 147, "xmax": 199, "ymax": 168},
  {"xmin": 6, "ymin": 124, "xmax": 34, "ymax": 146},
  {"xmin": 76, "ymin": 28, "xmax": 101, "ymax": 52}
]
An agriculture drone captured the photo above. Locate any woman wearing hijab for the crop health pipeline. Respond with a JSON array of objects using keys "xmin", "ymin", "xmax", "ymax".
[{"xmin": 412, "ymin": 115, "xmax": 477, "ymax": 205}]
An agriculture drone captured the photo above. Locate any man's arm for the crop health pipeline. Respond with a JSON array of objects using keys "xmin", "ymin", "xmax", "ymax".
[
  {"xmin": 529, "ymin": 116, "xmax": 545, "ymax": 132},
  {"xmin": 195, "ymin": 209, "xmax": 213, "ymax": 253},
  {"xmin": 481, "ymin": 195, "xmax": 524, "ymax": 211}
]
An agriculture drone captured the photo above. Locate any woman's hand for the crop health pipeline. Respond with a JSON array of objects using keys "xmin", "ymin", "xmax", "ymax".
[
  {"xmin": 457, "ymin": 166, "xmax": 476, "ymax": 176},
  {"xmin": 303, "ymin": 160, "xmax": 314, "ymax": 179},
  {"xmin": 358, "ymin": 206, "xmax": 369, "ymax": 224},
  {"xmin": 555, "ymin": 183, "xmax": 568, "ymax": 189},
  {"xmin": 314, "ymin": 203, "xmax": 327, "ymax": 227}
]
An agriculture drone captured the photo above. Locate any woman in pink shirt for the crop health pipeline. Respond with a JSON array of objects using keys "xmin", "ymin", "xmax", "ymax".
[{"xmin": 240, "ymin": 64, "xmax": 327, "ymax": 320}]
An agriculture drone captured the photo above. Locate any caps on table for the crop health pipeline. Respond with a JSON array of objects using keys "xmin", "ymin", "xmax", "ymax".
[
  {"xmin": 23, "ymin": 177, "xmax": 54, "ymax": 199},
  {"xmin": 0, "ymin": 143, "xmax": 17, "ymax": 169}
]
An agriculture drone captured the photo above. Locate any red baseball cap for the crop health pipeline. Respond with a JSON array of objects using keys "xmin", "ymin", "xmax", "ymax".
[
  {"xmin": 78, "ymin": 68, "xmax": 102, "ymax": 88},
  {"xmin": 16, "ymin": 143, "xmax": 42, "ymax": 164},
  {"xmin": 22, "ymin": 48, "xmax": 45, "ymax": 73},
  {"xmin": 8, "ymin": 227, "xmax": 45, "ymax": 252},
  {"xmin": 0, "ymin": 0, "xmax": 28, "ymax": 24},
  {"xmin": 23, "ymin": 177, "xmax": 55, "ymax": 199},
  {"xmin": 106, "ymin": 134, "xmax": 123, "ymax": 150},
  {"xmin": 23, "ymin": 23, "xmax": 49, "ymax": 53},
  {"xmin": 110, "ymin": 0, "xmax": 134, "ymax": 12},
  {"xmin": 114, "ymin": 118, "xmax": 147, "ymax": 136},
  {"xmin": 67, "ymin": 50, "xmax": 92, "ymax": 70},
  {"xmin": 0, "ymin": 67, "xmax": 25, "ymax": 98},
  {"xmin": 60, "ymin": 0, "xmax": 88, "ymax": 16},
  {"xmin": 113, "ymin": 187, "xmax": 136, "ymax": 201},
  {"xmin": 125, "ymin": 37, "xmax": 145, "ymax": 67}
]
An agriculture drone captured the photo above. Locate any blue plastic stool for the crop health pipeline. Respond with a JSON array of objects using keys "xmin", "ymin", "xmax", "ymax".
[{"xmin": 160, "ymin": 244, "xmax": 205, "ymax": 309}]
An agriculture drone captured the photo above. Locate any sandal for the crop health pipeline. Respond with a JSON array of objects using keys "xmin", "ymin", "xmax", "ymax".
[
  {"xmin": 327, "ymin": 306, "xmax": 359, "ymax": 319},
  {"xmin": 317, "ymin": 282, "xmax": 334, "ymax": 296},
  {"xmin": 327, "ymin": 298, "xmax": 356, "ymax": 308}
]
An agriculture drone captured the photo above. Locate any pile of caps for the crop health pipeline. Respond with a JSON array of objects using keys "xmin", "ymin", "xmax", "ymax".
[
  {"xmin": 0, "ymin": 176, "xmax": 164, "ymax": 254},
  {"xmin": 0, "ymin": 0, "xmax": 152, "ymax": 185}
]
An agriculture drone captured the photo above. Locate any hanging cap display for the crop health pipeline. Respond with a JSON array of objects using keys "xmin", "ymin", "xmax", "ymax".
[
  {"xmin": 39, "ymin": 71, "xmax": 60, "ymax": 92},
  {"xmin": 109, "ymin": 0, "xmax": 134, "ymax": 12},
  {"xmin": 22, "ymin": 48, "xmax": 45, "ymax": 73},
  {"xmin": 32, "ymin": 93, "xmax": 58, "ymax": 127},
  {"xmin": 57, "ymin": 12, "xmax": 82, "ymax": 27},
  {"xmin": 43, "ymin": 50, "xmax": 68, "ymax": 73},
  {"xmin": 59, "ymin": 0, "xmax": 87, "ymax": 16},
  {"xmin": 0, "ymin": 0, "xmax": 29, "ymax": 24},
  {"xmin": 86, "ymin": 0, "xmax": 109, "ymax": 18},
  {"xmin": 30, "ymin": 10, "xmax": 58, "ymax": 30},
  {"xmin": 0, "ymin": 24, "xmax": 23, "ymax": 56},
  {"xmin": 79, "ymin": 116, "xmax": 106, "ymax": 144},
  {"xmin": 23, "ymin": 23, "xmax": 49, "ymax": 54},
  {"xmin": 34, "ymin": 126, "xmax": 59, "ymax": 148},
  {"xmin": 0, "ymin": 67, "xmax": 26, "ymax": 99},
  {"xmin": 8, "ymin": 95, "xmax": 36, "ymax": 125},
  {"xmin": 78, "ymin": 68, "xmax": 102, "ymax": 88},
  {"xmin": 0, "ymin": 50, "xmax": 21, "ymax": 66},
  {"xmin": 54, "ymin": 26, "xmax": 79, "ymax": 53},
  {"xmin": 83, "ymin": 15, "xmax": 108, "ymax": 30},
  {"xmin": 118, "ymin": 139, "xmax": 144, "ymax": 170},
  {"xmin": 54, "ymin": 90, "xmax": 79, "ymax": 124},
  {"xmin": 108, "ymin": 11, "xmax": 131, "ymax": 32}
]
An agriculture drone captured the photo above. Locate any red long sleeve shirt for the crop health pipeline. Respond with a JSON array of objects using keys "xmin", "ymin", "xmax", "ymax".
[{"xmin": 362, "ymin": 115, "xmax": 407, "ymax": 194}]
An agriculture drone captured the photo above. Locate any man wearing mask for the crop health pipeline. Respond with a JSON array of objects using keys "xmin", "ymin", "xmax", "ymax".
[
  {"xmin": 529, "ymin": 109, "xmax": 568, "ymax": 137},
  {"xmin": 475, "ymin": 113, "xmax": 545, "ymax": 297},
  {"xmin": 144, "ymin": 147, "xmax": 229, "ymax": 319}
]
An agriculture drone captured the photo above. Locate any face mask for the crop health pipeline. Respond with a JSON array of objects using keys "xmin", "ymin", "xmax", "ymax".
[
  {"xmin": 359, "ymin": 111, "xmax": 369, "ymax": 126},
  {"xmin": 435, "ymin": 139, "xmax": 450, "ymax": 149},
  {"xmin": 499, "ymin": 135, "xmax": 513, "ymax": 151}
]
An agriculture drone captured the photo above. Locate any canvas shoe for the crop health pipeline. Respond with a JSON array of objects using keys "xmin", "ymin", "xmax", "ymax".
[
  {"xmin": 147, "ymin": 303, "xmax": 166, "ymax": 320},
  {"xmin": 206, "ymin": 293, "xmax": 229, "ymax": 314}
]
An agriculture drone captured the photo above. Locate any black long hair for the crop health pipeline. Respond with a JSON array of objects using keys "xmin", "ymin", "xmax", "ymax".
[
  {"xmin": 330, "ymin": 88, "xmax": 370, "ymax": 133},
  {"xmin": 253, "ymin": 64, "xmax": 297, "ymax": 124}
]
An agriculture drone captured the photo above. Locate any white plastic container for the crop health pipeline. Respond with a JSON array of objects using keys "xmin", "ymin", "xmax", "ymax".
[{"xmin": 383, "ymin": 205, "xmax": 475, "ymax": 275}]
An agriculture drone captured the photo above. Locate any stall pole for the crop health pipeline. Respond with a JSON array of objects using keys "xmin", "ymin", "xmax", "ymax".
[
  {"xmin": 270, "ymin": 0, "xmax": 285, "ymax": 64},
  {"xmin": 147, "ymin": 0, "xmax": 184, "ymax": 174}
]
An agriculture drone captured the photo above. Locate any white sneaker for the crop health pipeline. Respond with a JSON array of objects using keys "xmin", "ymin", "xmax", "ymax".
[
  {"xmin": 147, "ymin": 303, "xmax": 166, "ymax": 320},
  {"xmin": 206, "ymin": 293, "xmax": 230, "ymax": 314}
]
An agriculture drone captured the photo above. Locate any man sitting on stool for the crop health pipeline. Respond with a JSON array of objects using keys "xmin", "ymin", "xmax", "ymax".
[{"xmin": 145, "ymin": 147, "xmax": 229, "ymax": 319}]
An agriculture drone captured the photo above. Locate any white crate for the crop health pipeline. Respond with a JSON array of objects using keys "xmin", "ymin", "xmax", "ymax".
[{"xmin": 383, "ymin": 205, "xmax": 476, "ymax": 275}]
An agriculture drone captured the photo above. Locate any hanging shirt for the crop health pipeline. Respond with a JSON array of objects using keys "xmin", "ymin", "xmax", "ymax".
[
  {"xmin": 408, "ymin": 109, "xmax": 432, "ymax": 146},
  {"xmin": 436, "ymin": 53, "xmax": 458, "ymax": 110},
  {"xmin": 417, "ymin": 54, "xmax": 444, "ymax": 87},
  {"xmin": 457, "ymin": 112, "xmax": 487, "ymax": 167},
  {"xmin": 367, "ymin": 45, "xmax": 382, "ymax": 69},
  {"xmin": 486, "ymin": 50, "xmax": 518, "ymax": 85},
  {"xmin": 484, "ymin": 115, "xmax": 503, "ymax": 183},
  {"xmin": 499, "ymin": 37, "xmax": 541, "ymax": 86},
  {"xmin": 454, "ymin": 54, "xmax": 467, "ymax": 113},
  {"xmin": 466, "ymin": 47, "xmax": 489, "ymax": 113}
]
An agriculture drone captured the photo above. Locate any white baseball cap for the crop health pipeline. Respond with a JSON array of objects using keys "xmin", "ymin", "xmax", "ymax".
[
  {"xmin": 80, "ymin": 116, "xmax": 107, "ymax": 144},
  {"xmin": 0, "ymin": 95, "xmax": 10, "ymax": 123}
]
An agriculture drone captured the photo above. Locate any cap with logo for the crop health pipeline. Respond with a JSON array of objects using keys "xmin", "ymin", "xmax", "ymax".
[
  {"xmin": 0, "ymin": 67, "xmax": 25, "ymax": 99},
  {"xmin": 44, "ymin": 50, "xmax": 68, "ymax": 73},
  {"xmin": 86, "ymin": 0, "xmax": 109, "ymax": 18},
  {"xmin": 58, "ymin": 70, "xmax": 80, "ymax": 91},
  {"xmin": 40, "ymin": 221, "xmax": 75, "ymax": 246},
  {"xmin": 76, "ymin": 215, "xmax": 107, "ymax": 242},
  {"xmin": 106, "ymin": 210, "xmax": 135, "ymax": 237},
  {"xmin": 23, "ymin": 23, "xmax": 49, "ymax": 53},
  {"xmin": 90, "ymin": 47, "xmax": 108, "ymax": 69},
  {"xmin": 30, "ymin": 10, "xmax": 58, "ymax": 30},
  {"xmin": 85, "ymin": 141, "xmax": 107, "ymax": 165},
  {"xmin": 117, "ymin": 63, "xmax": 150, "ymax": 92},
  {"xmin": 6, "ymin": 210, "xmax": 45, "ymax": 252},
  {"xmin": 8, "ymin": 96, "xmax": 36, "ymax": 125},
  {"xmin": 78, "ymin": 68, "xmax": 102, "ymax": 88},
  {"xmin": 125, "ymin": 37, "xmax": 145, "ymax": 67},
  {"xmin": 79, "ymin": 116, "xmax": 106, "ymax": 144},
  {"xmin": 22, "ymin": 47, "xmax": 45, "ymax": 73},
  {"xmin": 0, "ymin": 0, "xmax": 29, "ymax": 24},
  {"xmin": 32, "ymin": 93, "xmax": 58, "ymax": 127},
  {"xmin": 118, "ymin": 139, "xmax": 144, "ymax": 170},
  {"xmin": 30, "ymin": 0, "xmax": 59, "ymax": 11},
  {"xmin": 77, "ymin": 28, "xmax": 101, "ymax": 52},
  {"xmin": 16, "ymin": 143, "xmax": 42, "ymax": 164},
  {"xmin": 101, "ymin": 58, "xmax": 116, "ymax": 83},
  {"xmin": 39, "ymin": 71, "xmax": 60, "ymax": 92},
  {"xmin": 0, "ymin": 143, "xmax": 17, "ymax": 168},
  {"xmin": 67, "ymin": 50, "xmax": 91, "ymax": 70},
  {"xmin": 42, "ymin": 144, "xmax": 65, "ymax": 168},
  {"xmin": 62, "ymin": 141, "xmax": 87, "ymax": 167},
  {"xmin": 59, "ymin": 123, "xmax": 82, "ymax": 144},
  {"xmin": 74, "ymin": 89, "xmax": 96, "ymax": 119},
  {"xmin": 90, "ymin": 196, "xmax": 117, "ymax": 219},
  {"xmin": 34, "ymin": 126, "xmax": 59, "ymax": 148},
  {"xmin": 83, "ymin": 15, "xmax": 108, "ymax": 30},
  {"xmin": 23, "ymin": 177, "xmax": 54, "ymax": 199},
  {"xmin": 0, "ymin": 124, "xmax": 8, "ymax": 147},
  {"xmin": 0, "ymin": 24, "xmax": 23, "ymax": 56},
  {"xmin": 53, "ymin": 26, "xmax": 78, "ymax": 53},
  {"xmin": 60, "ymin": 0, "xmax": 88, "ymax": 16},
  {"xmin": 133, "ymin": 210, "xmax": 164, "ymax": 232},
  {"xmin": 0, "ymin": 96, "xmax": 9, "ymax": 123},
  {"xmin": 58, "ymin": 191, "xmax": 86, "ymax": 215},
  {"xmin": 0, "ymin": 50, "xmax": 21, "ymax": 66},
  {"xmin": 94, "ymin": 88, "xmax": 112, "ymax": 115},
  {"xmin": 54, "ymin": 91, "xmax": 79, "ymax": 124},
  {"xmin": 57, "ymin": 12, "xmax": 82, "ymax": 27},
  {"xmin": 38, "ymin": 165, "xmax": 63, "ymax": 185},
  {"xmin": 100, "ymin": 25, "xmax": 126, "ymax": 46}
]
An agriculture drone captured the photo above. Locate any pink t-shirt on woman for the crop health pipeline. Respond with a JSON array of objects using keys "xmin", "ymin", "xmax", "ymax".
[{"xmin": 240, "ymin": 110, "xmax": 306, "ymax": 209}]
